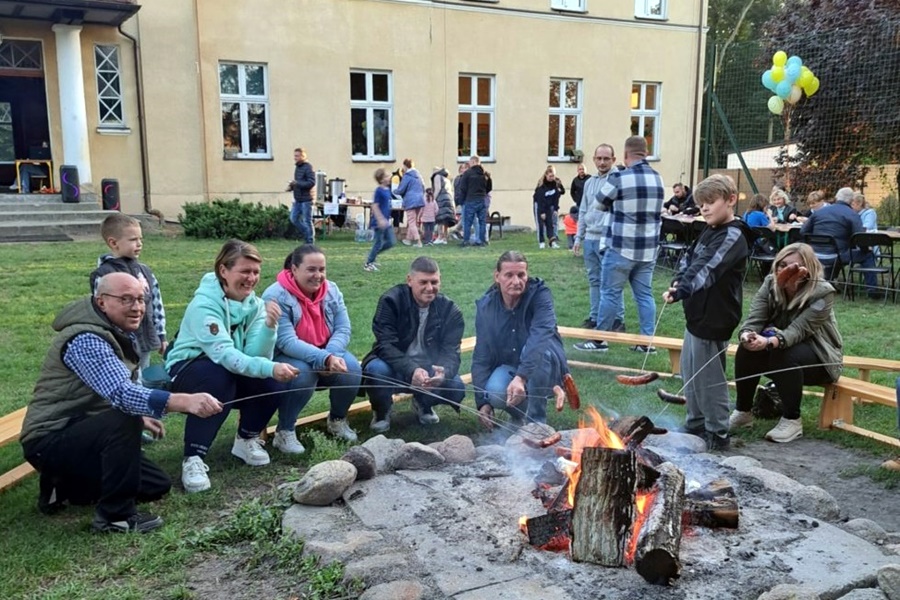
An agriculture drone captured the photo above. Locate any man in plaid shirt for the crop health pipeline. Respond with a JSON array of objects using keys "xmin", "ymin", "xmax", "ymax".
[{"xmin": 593, "ymin": 136, "xmax": 665, "ymax": 352}]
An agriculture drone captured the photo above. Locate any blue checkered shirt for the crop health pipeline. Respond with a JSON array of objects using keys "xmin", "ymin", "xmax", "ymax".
[
  {"xmin": 62, "ymin": 333, "xmax": 170, "ymax": 418},
  {"xmin": 596, "ymin": 159, "xmax": 665, "ymax": 262}
]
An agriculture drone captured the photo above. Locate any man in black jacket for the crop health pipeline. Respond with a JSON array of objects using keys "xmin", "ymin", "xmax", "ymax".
[
  {"xmin": 362, "ymin": 257, "xmax": 466, "ymax": 432},
  {"xmin": 458, "ymin": 155, "xmax": 492, "ymax": 246},
  {"xmin": 287, "ymin": 147, "xmax": 316, "ymax": 243}
]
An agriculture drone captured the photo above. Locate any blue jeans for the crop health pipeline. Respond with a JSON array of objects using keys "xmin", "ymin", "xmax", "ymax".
[
  {"xmin": 463, "ymin": 200, "xmax": 486, "ymax": 244},
  {"xmin": 481, "ymin": 352, "xmax": 564, "ymax": 425},
  {"xmin": 363, "ymin": 358, "xmax": 466, "ymax": 418},
  {"xmin": 366, "ymin": 226, "xmax": 396, "ymax": 264},
  {"xmin": 290, "ymin": 200, "xmax": 314, "ymax": 243},
  {"xmin": 275, "ymin": 351, "xmax": 362, "ymax": 430},
  {"xmin": 596, "ymin": 249, "xmax": 657, "ymax": 336}
]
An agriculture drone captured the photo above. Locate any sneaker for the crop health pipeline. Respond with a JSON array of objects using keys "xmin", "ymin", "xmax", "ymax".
[
  {"xmin": 370, "ymin": 411, "xmax": 391, "ymax": 434},
  {"xmin": 630, "ymin": 345, "xmax": 658, "ymax": 354},
  {"xmin": 550, "ymin": 241, "xmax": 560, "ymax": 249},
  {"xmin": 181, "ymin": 456, "xmax": 211, "ymax": 493},
  {"xmin": 880, "ymin": 457, "xmax": 900, "ymax": 471},
  {"xmin": 765, "ymin": 417, "xmax": 803, "ymax": 443},
  {"xmin": 92, "ymin": 511, "xmax": 164, "ymax": 534},
  {"xmin": 706, "ymin": 433, "xmax": 730, "ymax": 451},
  {"xmin": 402, "ymin": 239, "xmax": 412, "ymax": 246},
  {"xmin": 573, "ymin": 340, "xmax": 608, "ymax": 352},
  {"xmin": 729, "ymin": 410, "xmax": 754, "ymax": 429},
  {"xmin": 141, "ymin": 431, "xmax": 158, "ymax": 444},
  {"xmin": 415, "ymin": 242, "xmax": 423, "ymax": 248},
  {"xmin": 363, "ymin": 262, "xmax": 379, "ymax": 272},
  {"xmin": 231, "ymin": 435, "xmax": 270, "ymax": 466},
  {"xmin": 272, "ymin": 429, "xmax": 306, "ymax": 454},
  {"xmin": 412, "ymin": 399, "xmax": 440, "ymax": 425},
  {"xmin": 579, "ymin": 319, "xmax": 597, "ymax": 329},
  {"xmin": 539, "ymin": 242, "xmax": 546, "ymax": 249},
  {"xmin": 451, "ymin": 231, "xmax": 462, "ymax": 240},
  {"xmin": 433, "ymin": 238, "xmax": 447, "ymax": 245},
  {"xmin": 327, "ymin": 417, "xmax": 359, "ymax": 442}
]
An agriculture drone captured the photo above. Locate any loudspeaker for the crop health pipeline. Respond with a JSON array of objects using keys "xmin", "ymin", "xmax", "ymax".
[
  {"xmin": 60, "ymin": 165, "xmax": 80, "ymax": 203},
  {"xmin": 101, "ymin": 179, "xmax": 120, "ymax": 211}
]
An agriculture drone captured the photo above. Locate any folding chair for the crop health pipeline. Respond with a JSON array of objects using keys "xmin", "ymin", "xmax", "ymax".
[
  {"xmin": 746, "ymin": 227, "xmax": 778, "ymax": 282},
  {"xmin": 802, "ymin": 233, "xmax": 846, "ymax": 285},
  {"xmin": 846, "ymin": 232, "xmax": 895, "ymax": 303},
  {"xmin": 658, "ymin": 218, "xmax": 688, "ymax": 270}
]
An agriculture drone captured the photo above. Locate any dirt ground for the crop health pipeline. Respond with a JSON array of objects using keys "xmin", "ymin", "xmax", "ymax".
[{"xmin": 735, "ymin": 436, "xmax": 900, "ymax": 532}]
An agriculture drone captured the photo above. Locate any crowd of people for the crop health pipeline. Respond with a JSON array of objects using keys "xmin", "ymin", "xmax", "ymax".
[{"xmin": 20, "ymin": 136, "xmax": 897, "ymax": 537}]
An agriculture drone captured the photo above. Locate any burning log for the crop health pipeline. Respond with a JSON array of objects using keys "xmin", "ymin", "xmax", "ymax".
[
  {"xmin": 570, "ymin": 447, "xmax": 636, "ymax": 567},
  {"xmin": 609, "ymin": 416, "xmax": 657, "ymax": 448},
  {"xmin": 683, "ymin": 479, "xmax": 739, "ymax": 529},
  {"xmin": 523, "ymin": 510, "xmax": 572, "ymax": 551},
  {"xmin": 633, "ymin": 462, "xmax": 685, "ymax": 586}
]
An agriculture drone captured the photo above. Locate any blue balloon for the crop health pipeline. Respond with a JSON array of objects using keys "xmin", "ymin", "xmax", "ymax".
[
  {"xmin": 775, "ymin": 80, "xmax": 792, "ymax": 99},
  {"xmin": 762, "ymin": 69, "xmax": 776, "ymax": 91},
  {"xmin": 787, "ymin": 55, "xmax": 803, "ymax": 69},
  {"xmin": 785, "ymin": 63, "xmax": 801, "ymax": 84}
]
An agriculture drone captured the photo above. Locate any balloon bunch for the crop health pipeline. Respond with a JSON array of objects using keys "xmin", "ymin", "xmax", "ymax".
[{"xmin": 761, "ymin": 50, "xmax": 820, "ymax": 115}]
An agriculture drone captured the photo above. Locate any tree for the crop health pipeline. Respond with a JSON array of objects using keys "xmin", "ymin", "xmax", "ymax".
[{"xmin": 762, "ymin": 0, "xmax": 900, "ymax": 197}]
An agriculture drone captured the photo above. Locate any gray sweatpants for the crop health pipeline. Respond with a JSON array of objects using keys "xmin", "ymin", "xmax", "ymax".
[{"xmin": 681, "ymin": 330, "xmax": 730, "ymax": 438}]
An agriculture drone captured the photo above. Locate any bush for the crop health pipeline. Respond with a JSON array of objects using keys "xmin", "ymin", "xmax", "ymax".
[
  {"xmin": 879, "ymin": 192, "xmax": 899, "ymax": 228},
  {"xmin": 180, "ymin": 198, "xmax": 297, "ymax": 240}
]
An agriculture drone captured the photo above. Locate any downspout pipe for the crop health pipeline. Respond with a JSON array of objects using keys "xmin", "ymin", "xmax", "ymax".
[
  {"xmin": 689, "ymin": 0, "xmax": 706, "ymax": 187},
  {"xmin": 118, "ymin": 20, "xmax": 152, "ymax": 215}
]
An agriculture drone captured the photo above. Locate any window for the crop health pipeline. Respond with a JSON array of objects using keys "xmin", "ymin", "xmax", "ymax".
[
  {"xmin": 551, "ymin": 0, "xmax": 586, "ymax": 11},
  {"xmin": 548, "ymin": 78, "xmax": 582, "ymax": 160},
  {"xmin": 0, "ymin": 40, "xmax": 42, "ymax": 71},
  {"xmin": 630, "ymin": 82, "xmax": 661, "ymax": 158},
  {"xmin": 350, "ymin": 70, "xmax": 393, "ymax": 160},
  {"xmin": 0, "ymin": 102, "xmax": 13, "ymax": 161},
  {"xmin": 94, "ymin": 45, "xmax": 124, "ymax": 127},
  {"xmin": 219, "ymin": 62, "xmax": 270, "ymax": 159},
  {"xmin": 458, "ymin": 74, "xmax": 495, "ymax": 160},
  {"xmin": 635, "ymin": 0, "xmax": 666, "ymax": 19}
]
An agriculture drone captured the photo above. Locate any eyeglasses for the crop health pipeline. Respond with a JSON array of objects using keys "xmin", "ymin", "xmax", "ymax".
[{"xmin": 101, "ymin": 293, "xmax": 148, "ymax": 307}]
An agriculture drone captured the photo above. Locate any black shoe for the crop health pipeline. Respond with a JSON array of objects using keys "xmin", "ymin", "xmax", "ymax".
[
  {"xmin": 92, "ymin": 512, "xmax": 164, "ymax": 534},
  {"xmin": 706, "ymin": 433, "xmax": 731, "ymax": 451},
  {"xmin": 580, "ymin": 319, "xmax": 597, "ymax": 329},
  {"xmin": 37, "ymin": 472, "xmax": 67, "ymax": 515},
  {"xmin": 630, "ymin": 345, "xmax": 657, "ymax": 354}
]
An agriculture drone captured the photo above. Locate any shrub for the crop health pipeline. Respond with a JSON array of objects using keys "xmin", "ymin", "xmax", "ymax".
[
  {"xmin": 180, "ymin": 198, "xmax": 297, "ymax": 240},
  {"xmin": 878, "ymin": 193, "xmax": 899, "ymax": 228}
]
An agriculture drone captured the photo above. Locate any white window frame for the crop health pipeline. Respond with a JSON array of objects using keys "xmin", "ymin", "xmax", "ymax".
[
  {"xmin": 218, "ymin": 61, "xmax": 271, "ymax": 160},
  {"xmin": 631, "ymin": 82, "xmax": 661, "ymax": 160},
  {"xmin": 458, "ymin": 74, "xmax": 495, "ymax": 162},
  {"xmin": 94, "ymin": 44, "xmax": 125, "ymax": 128},
  {"xmin": 548, "ymin": 78, "xmax": 582, "ymax": 161},
  {"xmin": 635, "ymin": 0, "xmax": 667, "ymax": 19},
  {"xmin": 349, "ymin": 70, "xmax": 394, "ymax": 161},
  {"xmin": 551, "ymin": 0, "xmax": 586, "ymax": 12}
]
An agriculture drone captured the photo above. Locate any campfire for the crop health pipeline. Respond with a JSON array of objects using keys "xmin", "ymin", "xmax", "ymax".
[{"xmin": 520, "ymin": 408, "xmax": 739, "ymax": 587}]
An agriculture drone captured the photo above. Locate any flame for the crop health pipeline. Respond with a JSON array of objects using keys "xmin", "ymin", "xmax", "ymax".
[
  {"xmin": 566, "ymin": 406, "xmax": 625, "ymax": 505},
  {"xmin": 518, "ymin": 515, "xmax": 528, "ymax": 535},
  {"xmin": 625, "ymin": 489, "xmax": 658, "ymax": 564}
]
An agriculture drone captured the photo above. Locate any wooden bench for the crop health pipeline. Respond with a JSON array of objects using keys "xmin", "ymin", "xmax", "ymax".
[
  {"xmin": 819, "ymin": 376, "xmax": 899, "ymax": 448},
  {"xmin": 0, "ymin": 408, "xmax": 34, "ymax": 493},
  {"xmin": 486, "ymin": 212, "xmax": 510, "ymax": 239}
]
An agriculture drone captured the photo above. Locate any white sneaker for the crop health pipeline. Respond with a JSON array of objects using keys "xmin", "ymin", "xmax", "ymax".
[
  {"xmin": 765, "ymin": 417, "xmax": 803, "ymax": 443},
  {"xmin": 412, "ymin": 399, "xmax": 440, "ymax": 425},
  {"xmin": 729, "ymin": 410, "xmax": 754, "ymax": 429},
  {"xmin": 539, "ymin": 243, "xmax": 546, "ymax": 249},
  {"xmin": 231, "ymin": 435, "xmax": 270, "ymax": 466},
  {"xmin": 327, "ymin": 417, "xmax": 359, "ymax": 442},
  {"xmin": 370, "ymin": 411, "xmax": 391, "ymax": 433},
  {"xmin": 181, "ymin": 456, "xmax": 210, "ymax": 493},
  {"xmin": 272, "ymin": 430, "xmax": 306, "ymax": 454},
  {"xmin": 402, "ymin": 239, "xmax": 412, "ymax": 246},
  {"xmin": 550, "ymin": 241, "xmax": 560, "ymax": 249}
]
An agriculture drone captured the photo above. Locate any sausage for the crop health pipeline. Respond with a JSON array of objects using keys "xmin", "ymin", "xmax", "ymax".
[
  {"xmin": 522, "ymin": 432, "xmax": 563, "ymax": 449},
  {"xmin": 562, "ymin": 373, "xmax": 580, "ymax": 410},
  {"xmin": 657, "ymin": 388, "xmax": 687, "ymax": 405},
  {"xmin": 616, "ymin": 372, "xmax": 660, "ymax": 386},
  {"xmin": 776, "ymin": 262, "xmax": 809, "ymax": 295}
]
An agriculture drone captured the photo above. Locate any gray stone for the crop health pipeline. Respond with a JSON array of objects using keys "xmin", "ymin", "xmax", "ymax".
[
  {"xmin": 341, "ymin": 446, "xmax": 377, "ymax": 480},
  {"xmin": 791, "ymin": 485, "xmax": 840, "ymax": 521},
  {"xmin": 757, "ymin": 583, "xmax": 820, "ymax": 600},
  {"xmin": 475, "ymin": 443, "xmax": 505, "ymax": 459},
  {"xmin": 646, "ymin": 431, "xmax": 708, "ymax": 454},
  {"xmin": 430, "ymin": 434, "xmax": 477, "ymax": 463},
  {"xmin": 680, "ymin": 532, "xmax": 729, "ymax": 565},
  {"xmin": 303, "ymin": 530, "xmax": 384, "ymax": 563},
  {"xmin": 878, "ymin": 564, "xmax": 900, "ymax": 600},
  {"xmin": 293, "ymin": 460, "xmax": 358, "ymax": 506},
  {"xmin": 454, "ymin": 579, "xmax": 573, "ymax": 600},
  {"xmin": 344, "ymin": 474, "xmax": 434, "ymax": 529},
  {"xmin": 361, "ymin": 435, "xmax": 406, "ymax": 473},
  {"xmin": 342, "ymin": 553, "xmax": 409, "ymax": 584},
  {"xmin": 282, "ymin": 504, "xmax": 348, "ymax": 540},
  {"xmin": 722, "ymin": 455, "xmax": 763, "ymax": 470},
  {"xmin": 886, "ymin": 544, "xmax": 900, "ymax": 556},
  {"xmin": 392, "ymin": 442, "xmax": 446, "ymax": 470},
  {"xmin": 844, "ymin": 519, "xmax": 890, "ymax": 544},
  {"xmin": 359, "ymin": 580, "xmax": 424, "ymax": 600},
  {"xmin": 838, "ymin": 589, "xmax": 887, "ymax": 600},
  {"xmin": 724, "ymin": 461, "xmax": 806, "ymax": 496}
]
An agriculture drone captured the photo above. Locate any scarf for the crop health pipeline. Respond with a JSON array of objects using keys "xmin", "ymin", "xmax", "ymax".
[{"xmin": 276, "ymin": 269, "xmax": 330, "ymax": 348}]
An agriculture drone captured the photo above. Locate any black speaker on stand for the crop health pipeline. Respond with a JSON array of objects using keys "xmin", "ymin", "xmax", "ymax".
[
  {"xmin": 101, "ymin": 179, "xmax": 120, "ymax": 211},
  {"xmin": 60, "ymin": 165, "xmax": 80, "ymax": 203}
]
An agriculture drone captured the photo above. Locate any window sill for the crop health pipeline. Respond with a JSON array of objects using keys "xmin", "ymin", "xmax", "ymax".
[
  {"xmin": 548, "ymin": 157, "xmax": 581, "ymax": 163},
  {"xmin": 551, "ymin": 7, "xmax": 587, "ymax": 14},
  {"xmin": 462, "ymin": 0, "xmax": 500, "ymax": 3},
  {"xmin": 634, "ymin": 14, "xmax": 668, "ymax": 21},
  {"xmin": 223, "ymin": 154, "xmax": 273, "ymax": 161},
  {"xmin": 352, "ymin": 156, "xmax": 394, "ymax": 162},
  {"xmin": 96, "ymin": 127, "xmax": 131, "ymax": 136}
]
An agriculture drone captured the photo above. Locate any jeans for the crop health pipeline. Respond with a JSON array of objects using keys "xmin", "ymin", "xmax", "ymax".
[
  {"xmin": 17, "ymin": 163, "xmax": 49, "ymax": 193},
  {"xmin": 276, "ymin": 352, "xmax": 362, "ymax": 430},
  {"xmin": 422, "ymin": 222, "xmax": 435, "ymax": 244},
  {"xmin": 596, "ymin": 249, "xmax": 656, "ymax": 336},
  {"xmin": 363, "ymin": 357, "xmax": 466, "ymax": 418},
  {"xmin": 480, "ymin": 352, "xmax": 564, "ymax": 425},
  {"xmin": 366, "ymin": 226, "xmax": 396, "ymax": 264},
  {"xmin": 170, "ymin": 357, "xmax": 281, "ymax": 458},
  {"xmin": 290, "ymin": 200, "xmax": 314, "ymax": 243},
  {"xmin": 463, "ymin": 200, "xmax": 486, "ymax": 244}
]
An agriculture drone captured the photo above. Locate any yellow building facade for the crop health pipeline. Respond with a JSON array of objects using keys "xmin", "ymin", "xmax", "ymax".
[{"xmin": 0, "ymin": 0, "xmax": 707, "ymax": 226}]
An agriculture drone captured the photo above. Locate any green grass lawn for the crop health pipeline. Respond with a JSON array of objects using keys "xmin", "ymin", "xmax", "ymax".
[{"xmin": 0, "ymin": 230, "xmax": 899, "ymax": 598}]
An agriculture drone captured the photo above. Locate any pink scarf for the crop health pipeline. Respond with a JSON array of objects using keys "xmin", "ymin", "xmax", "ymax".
[{"xmin": 276, "ymin": 269, "xmax": 330, "ymax": 348}]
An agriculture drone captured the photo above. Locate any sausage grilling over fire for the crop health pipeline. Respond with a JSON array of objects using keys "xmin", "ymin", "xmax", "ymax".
[
  {"xmin": 562, "ymin": 373, "xmax": 580, "ymax": 410},
  {"xmin": 615, "ymin": 372, "xmax": 660, "ymax": 386},
  {"xmin": 657, "ymin": 388, "xmax": 687, "ymax": 405},
  {"xmin": 522, "ymin": 432, "xmax": 562, "ymax": 449}
]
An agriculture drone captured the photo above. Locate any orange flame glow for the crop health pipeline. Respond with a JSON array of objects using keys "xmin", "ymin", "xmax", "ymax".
[
  {"xmin": 566, "ymin": 406, "xmax": 626, "ymax": 506},
  {"xmin": 518, "ymin": 515, "xmax": 528, "ymax": 535},
  {"xmin": 625, "ymin": 489, "xmax": 658, "ymax": 563}
]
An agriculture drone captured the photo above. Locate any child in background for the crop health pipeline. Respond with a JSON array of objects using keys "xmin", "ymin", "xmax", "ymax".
[
  {"xmin": 420, "ymin": 187, "xmax": 437, "ymax": 245},
  {"xmin": 563, "ymin": 205, "xmax": 579, "ymax": 250},
  {"xmin": 743, "ymin": 193, "xmax": 773, "ymax": 228},
  {"xmin": 663, "ymin": 174, "xmax": 752, "ymax": 451},
  {"xmin": 90, "ymin": 214, "xmax": 167, "ymax": 375},
  {"xmin": 364, "ymin": 168, "xmax": 396, "ymax": 272},
  {"xmin": 432, "ymin": 167, "xmax": 455, "ymax": 245}
]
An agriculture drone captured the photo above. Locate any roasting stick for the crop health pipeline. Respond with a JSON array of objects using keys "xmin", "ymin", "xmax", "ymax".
[{"xmin": 639, "ymin": 299, "xmax": 669, "ymax": 374}]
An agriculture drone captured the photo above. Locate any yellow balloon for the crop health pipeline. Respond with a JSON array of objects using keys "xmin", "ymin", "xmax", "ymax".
[
  {"xmin": 771, "ymin": 66, "xmax": 785, "ymax": 83},
  {"xmin": 799, "ymin": 68, "xmax": 814, "ymax": 87},
  {"xmin": 807, "ymin": 77, "xmax": 821, "ymax": 96},
  {"xmin": 773, "ymin": 51, "xmax": 788, "ymax": 67}
]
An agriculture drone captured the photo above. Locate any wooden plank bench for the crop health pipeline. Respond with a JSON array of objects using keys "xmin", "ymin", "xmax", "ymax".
[
  {"xmin": 0, "ymin": 408, "xmax": 34, "ymax": 493},
  {"xmin": 819, "ymin": 376, "xmax": 900, "ymax": 448}
]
